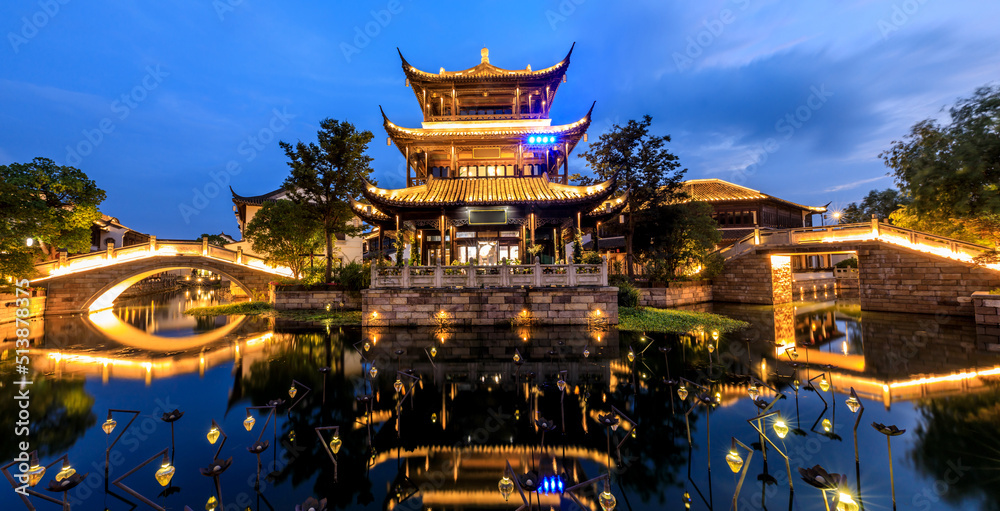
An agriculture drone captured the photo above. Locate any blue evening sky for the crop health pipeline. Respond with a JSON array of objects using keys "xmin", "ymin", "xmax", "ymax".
[{"xmin": 1, "ymin": 1, "xmax": 997, "ymax": 238}]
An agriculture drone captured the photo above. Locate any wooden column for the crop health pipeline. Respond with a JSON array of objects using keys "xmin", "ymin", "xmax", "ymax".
[
  {"xmin": 450, "ymin": 225, "xmax": 456, "ymax": 266},
  {"xmin": 405, "ymin": 146, "xmax": 411, "ymax": 187},
  {"xmin": 450, "ymin": 144, "xmax": 456, "ymax": 175},
  {"xmin": 553, "ymin": 227, "xmax": 559, "ymax": 261},
  {"xmin": 563, "ymin": 141, "xmax": 570, "ymax": 184},
  {"xmin": 517, "ymin": 144, "xmax": 523, "ymax": 176},
  {"xmin": 529, "ymin": 210, "xmax": 536, "ymax": 249},
  {"xmin": 439, "ymin": 213, "xmax": 447, "ymax": 265}
]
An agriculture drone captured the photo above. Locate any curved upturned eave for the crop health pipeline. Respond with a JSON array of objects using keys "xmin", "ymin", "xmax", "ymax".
[
  {"xmin": 382, "ymin": 101, "xmax": 593, "ymax": 142},
  {"xmin": 585, "ymin": 192, "xmax": 629, "ymax": 221},
  {"xmin": 350, "ymin": 198, "xmax": 395, "ymax": 227},
  {"xmin": 398, "ymin": 43, "xmax": 574, "ymax": 84},
  {"xmin": 230, "ymin": 185, "xmax": 284, "ymax": 206}
]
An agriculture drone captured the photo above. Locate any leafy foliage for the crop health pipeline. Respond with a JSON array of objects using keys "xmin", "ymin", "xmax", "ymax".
[
  {"xmin": 840, "ymin": 188, "xmax": 909, "ymax": 223},
  {"xmin": 881, "ymin": 85, "xmax": 1000, "ymax": 246},
  {"xmin": 618, "ymin": 307, "xmax": 748, "ymax": 333},
  {"xmin": 635, "ymin": 201, "xmax": 721, "ymax": 281},
  {"xmin": 244, "ymin": 199, "xmax": 324, "ymax": 279},
  {"xmin": 199, "ymin": 233, "xmax": 230, "ymax": 246},
  {"xmin": 281, "ymin": 118, "xmax": 375, "ymax": 282},
  {"xmin": 575, "ymin": 115, "xmax": 686, "ymax": 276},
  {"xmin": 0, "ymin": 158, "xmax": 105, "ymax": 286},
  {"xmin": 834, "ymin": 257, "xmax": 858, "ymax": 268},
  {"xmin": 614, "ymin": 278, "xmax": 641, "ymax": 307}
]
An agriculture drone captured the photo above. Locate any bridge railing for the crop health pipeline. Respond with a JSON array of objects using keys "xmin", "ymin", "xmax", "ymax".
[
  {"xmin": 720, "ymin": 220, "xmax": 998, "ymax": 270},
  {"xmin": 32, "ymin": 237, "xmax": 293, "ymax": 280},
  {"xmin": 371, "ymin": 258, "xmax": 608, "ymax": 289}
]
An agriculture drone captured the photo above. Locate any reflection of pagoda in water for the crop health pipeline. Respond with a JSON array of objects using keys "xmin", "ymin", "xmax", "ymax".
[{"xmin": 350, "ymin": 326, "xmax": 622, "ymax": 509}]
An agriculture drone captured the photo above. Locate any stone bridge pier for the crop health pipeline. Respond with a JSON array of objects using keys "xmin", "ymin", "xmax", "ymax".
[
  {"xmin": 714, "ymin": 242, "xmax": 1000, "ymax": 316},
  {"xmin": 40, "ymin": 256, "xmax": 275, "ymax": 315}
]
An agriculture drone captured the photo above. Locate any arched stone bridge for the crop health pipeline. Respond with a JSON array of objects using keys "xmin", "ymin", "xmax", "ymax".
[
  {"xmin": 32, "ymin": 237, "xmax": 291, "ymax": 315},
  {"xmin": 714, "ymin": 219, "xmax": 1000, "ymax": 316}
]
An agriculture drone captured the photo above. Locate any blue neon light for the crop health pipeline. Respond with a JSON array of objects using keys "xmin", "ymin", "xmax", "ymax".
[
  {"xmin": 538, "ymin": 475, "xmax": 564, "ymax": 494},
  {"xmin": 527, "ymin": 135, "xmax": 556, "ymax": 145}
]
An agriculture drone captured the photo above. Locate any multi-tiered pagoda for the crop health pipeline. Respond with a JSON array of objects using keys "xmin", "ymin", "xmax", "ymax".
[{"xmin": 354, "ymin": 44, "xmax": 627, "ymax": 265}]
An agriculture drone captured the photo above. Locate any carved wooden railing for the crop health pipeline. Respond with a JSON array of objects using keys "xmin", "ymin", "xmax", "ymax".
[{"xmin": 371, "ymin": 258, "xmax": 608, "ymax": 289}]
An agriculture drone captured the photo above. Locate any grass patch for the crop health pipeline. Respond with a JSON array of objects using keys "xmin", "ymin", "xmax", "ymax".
[
  {"xmin": 184, "ymin": 301, "xmax": 273, "ymax": 316},
  {"xmin": 184, "ymin": 301, "xmax": 361, "ymax": 325},
  {"xmin": 617, "ymin": 307, "xmax": 749, "ymax": 334}
]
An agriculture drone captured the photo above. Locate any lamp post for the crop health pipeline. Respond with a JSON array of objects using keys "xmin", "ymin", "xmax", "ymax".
[
  {"xmin": 726, "ymin": 437, "xmax": 754, "ymax": 511},
  {"xmin": 872, "ymin": 422, "xmax": 905, "ymax": 511},
  {"xmin": 747, "ymin": 410, "xmax": 794, "ymax": 493},
  {"xmin": 846, "ymin": 387, "xmax": 865, "ymax": 510}
]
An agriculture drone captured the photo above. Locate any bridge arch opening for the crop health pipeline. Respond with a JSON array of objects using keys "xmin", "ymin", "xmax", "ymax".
[{"xmin": 84, "ymin": 265, "xmax": 255, "ymax": 312}]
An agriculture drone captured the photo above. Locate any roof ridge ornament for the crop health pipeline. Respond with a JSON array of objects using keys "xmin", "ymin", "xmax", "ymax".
[{"xmin": 481, "ymin": 47, "xmax": 489, "ymax": 64}]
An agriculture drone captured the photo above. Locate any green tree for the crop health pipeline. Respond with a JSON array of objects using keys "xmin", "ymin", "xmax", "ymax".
[
  {"xmin": 244, "ymin": 200, "xmax": 324, "ymax": 279},
  {"xmin": 281, "ymin": 119, "xmax": 375, "ymax": 283},
  {"xmin": 0, "ymin": 158, "xmax": 105, "ymax": 286},
  {"xmin": 199, "ymin": 233, "xmax": 230, "ymax": 246},
  {"xmin": 840, "ymin": 188, "xmax": 909, "ymax": 224},
  {"xmin": 881, "ymin": 85, "xmax": 1000, "ymax": 247},
  {"xmin": 575, "ymin": 115, "xmax": 686, "ymax": 278},
  {"xmin": 635, "ymin": 201, "xmax": 721, "ymax": 280}
]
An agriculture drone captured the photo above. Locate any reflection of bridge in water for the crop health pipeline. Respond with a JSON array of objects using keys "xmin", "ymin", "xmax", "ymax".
[{"xmin": 708, "ymin": 300, "xmax": 1000, "ymax": 408}]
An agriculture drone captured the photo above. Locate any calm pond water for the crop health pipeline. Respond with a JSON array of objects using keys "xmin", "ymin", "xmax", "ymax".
[{"xmin": 3, "ymin": 291, "xmax": 1000, "ymax": 511}]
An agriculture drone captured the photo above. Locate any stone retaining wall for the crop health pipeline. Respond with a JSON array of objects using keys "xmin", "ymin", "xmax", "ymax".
[
  {"xmin": 270, "ymin": 286, "xmax": 362, "ymax": 310},
  {"xmin": 974, "ymin": 292, "xmax": 1000, "ymax": 342},
  {"xmin": 361, "ymin": 287, "xmax": 618, "ymax": 327},
  {"xmin": 857, "ymin": 244, "xmax": 1000, "ymax": 316},
  {"xmin": 638, "ymin": 281, "xmax": 712, "ymax": 308},
  {"xmin": 1, "ymin": 289, "xmax": 46, "ymax": 324}
]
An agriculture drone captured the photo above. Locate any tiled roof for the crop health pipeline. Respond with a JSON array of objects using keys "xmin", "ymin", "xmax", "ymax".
[
  {"xmin": 398, "ymin": 44, "xmax": 573, "ymax": 84},
  {"xmin": 679, "ymin": 179, "xmax": 826, "ymax": 213},
  {"xmin": 351, "ymin": 199, "xmax": 393, "ymax": 224},
  {"xmin": 230, "ymin": 186, "xmax": 286, "ymax": 206},
  {"xmin": 362, "ymin": 175, "xmax": 615, "ymax": 208},
  {"xmin": 381, "ymin": 103, "xmax": 592, "ymax": 140}
]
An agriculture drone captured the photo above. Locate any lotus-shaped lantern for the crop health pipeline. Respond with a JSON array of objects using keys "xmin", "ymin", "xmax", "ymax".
[
  {"xmin": 160, "ymin": 409, "xmax": 184, "ymax": 423},
  {"xmin": 200, "ymin": 457, "xmax": 233, "ymax": 477},
  {"xmin": 871, "ymin": 422, "xmax": 905, "ymax": 436},
  {"xmin": 535, "ymin": 417, "xmax": 557, "ymax": 431},
  {"xmin": 597, "ymin": 412, "xmax": 620, "ymax": 430},
  {"xmin": 45, "ymin": 471, "xmax": 87, "ymax": 493},
  {"xmin": 248, "ymin": 440, "xmax": 270, "ymax": 454},
  {"xmin": 798, "ymin": 465, "xmax": 844, "ymax": 491},
  {"xmin": 295, "ymin": 497, "xmax": 328, "ymax": 511}
]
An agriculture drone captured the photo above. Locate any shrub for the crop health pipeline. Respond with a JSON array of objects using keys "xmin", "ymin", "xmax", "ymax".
[
  {"xmin": 835, "ymin": 257, "xmax": 859, "ymax": 268},
  {"xmin": 338, "ymin": 261, "xmax": 371, "ymax": 292},
  {"xmin": 701, "ymin": 252, "xmax": 724, "ymax": 279},
  {"xmin": 616, "ymin": 278, "xmax": 641, "ymax": 308},
  {"xmin": 583, "ymin": 251, "xmax": 603, "ymax": 265}
]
